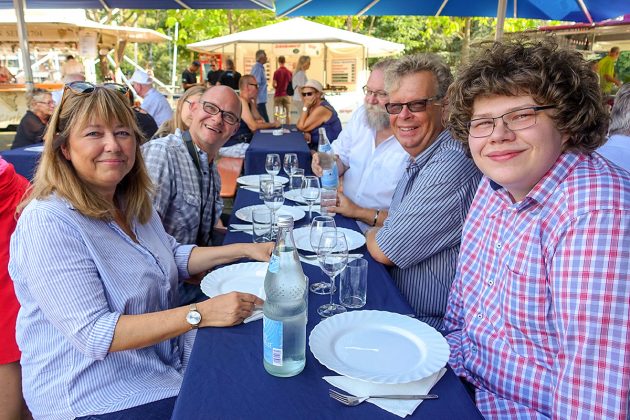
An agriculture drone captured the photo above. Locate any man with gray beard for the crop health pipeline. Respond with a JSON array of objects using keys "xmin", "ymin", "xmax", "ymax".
[{"xmin": 312, "ymin": 59, "xmax": 408, "ymax": 231}]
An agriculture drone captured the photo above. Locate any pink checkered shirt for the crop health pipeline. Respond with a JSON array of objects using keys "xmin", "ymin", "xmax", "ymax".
[{"xmin": 444, "ymin": 152, "xmax": 630, "ymax": 418}]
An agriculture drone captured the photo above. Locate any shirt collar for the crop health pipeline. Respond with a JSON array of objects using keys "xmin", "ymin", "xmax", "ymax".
[{"xmin": 407, "ymin": 129, "xmax": 451, "ymax": 170}]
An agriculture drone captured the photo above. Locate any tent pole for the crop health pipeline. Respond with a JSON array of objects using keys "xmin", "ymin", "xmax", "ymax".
[
  {"xmin": 494, "ymin": 0, "xmax": 507, "ymax": 41},
  {"xmin": 171, "ymin": 21, "xmax": 179, "ymax": 91},
  {"xmin": 13, "ymin": 0, "xmax": 33, "ymax": 93}
]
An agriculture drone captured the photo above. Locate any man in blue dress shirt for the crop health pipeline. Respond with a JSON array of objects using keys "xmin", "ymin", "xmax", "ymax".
[
  {"xmin": 130, "ymin": 69, "xmax": 173, "ymax": 127},
  {"xmin": 365, "ymin": 54, "xmax": 481, "ymax": 328},
  {"xmin": 251, "ymin": 49, "xmax": 269, "ymax": 122}
]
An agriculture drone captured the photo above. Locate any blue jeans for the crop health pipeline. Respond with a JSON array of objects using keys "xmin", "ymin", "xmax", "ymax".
[{"xmin": 75, "ymin": 396, "xmax": 177, "ymax": 420}]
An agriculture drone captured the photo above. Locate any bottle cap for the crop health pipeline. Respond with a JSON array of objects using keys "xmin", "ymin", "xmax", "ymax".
[{"xmin": 276, "ymin": 215, "xmax": 294, "ymax": 228}]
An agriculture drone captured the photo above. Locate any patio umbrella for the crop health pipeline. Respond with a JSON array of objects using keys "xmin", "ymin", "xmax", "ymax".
[{"xmin": 275, "ymin": 0, "xmax": 630, "ymax": 40}]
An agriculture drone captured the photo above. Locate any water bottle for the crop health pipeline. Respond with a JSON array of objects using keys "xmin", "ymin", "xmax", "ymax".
[
  {"xmin": 317, "ymin": 127, "xmax": 338, "ymax": 213},
  {"xmin": 263, "ymin": 215, "xmax": 308, "ymax": 377}
]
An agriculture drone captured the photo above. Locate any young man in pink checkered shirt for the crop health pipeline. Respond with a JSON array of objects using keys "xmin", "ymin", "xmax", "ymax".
[{"xmin": 444, "ymin": 39, "xmax": 630, "ymax": 418}]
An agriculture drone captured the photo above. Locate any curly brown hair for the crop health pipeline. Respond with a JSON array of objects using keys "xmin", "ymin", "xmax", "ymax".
[{"xmin": 448, "ymin": 39, "xmax": 608, "ymax": 153}]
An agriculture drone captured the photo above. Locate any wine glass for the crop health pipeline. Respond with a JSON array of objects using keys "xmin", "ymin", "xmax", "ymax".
[
  {"xmin": 309, "ymin": 216, "xmax": 337, "ymax": 294},
  {"xmin": 277, "ymin": 106, "xmax": 287, "ymax": 131},
  {"xmin": 301, "ymin": 176, "xmax": 320, "ymax": 219},
  {"xmin": 316, "ymin": 231, "xmax": 349, "ymax": 318},
  {"xmin": 283, "ymin": 153, "xmax": 298, "ymax": 177},
  {"xmin": 265, "ymin": 154, "xmax": 281, "ymax": 176},
  {"xmin": 261, "ymin": 181, "xmax": 284, "ymax": 239}
]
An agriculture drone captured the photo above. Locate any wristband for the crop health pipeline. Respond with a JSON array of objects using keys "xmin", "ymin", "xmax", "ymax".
[{"xmin": 372, "ymin": 209, "xmax": 380, "ymax": 226}]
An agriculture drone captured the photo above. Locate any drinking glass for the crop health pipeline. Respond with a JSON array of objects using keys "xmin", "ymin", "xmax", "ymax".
[
  {"xmin": 265, "ymin": 153, "xmax": 281, "ymax": 176},
  {"xmin": 261, "ymin": 182, "xmax": 284, "ymax": 239},
  {"xmin": 301, "ymin": 176, "xmax": 320, "ymax": 219},
  {"xmin": 283, "ymin": 153, "xmax": 299, "ymax": 177},
  {"xmin": 309, "ymin": 216, "xmax": 336, "ymax": 294},
  {"xmin": 275, "ymin": 105, "xmax": 287, "ymax": 131},
  {"xmin": 289, "ymin": 168, "xmax": 304, "ymax": 191},
  {"xmin": 258, "ymin": 174, "xmax": 274, "ymax": 201},
  {"xmin": 317, "ymin": 231, "xmax": 349, "ymax": 318}
]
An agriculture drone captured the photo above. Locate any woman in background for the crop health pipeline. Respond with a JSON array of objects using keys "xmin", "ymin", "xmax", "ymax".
[
  {"xmin": 296, "ymin": 79, "xmax": 342, "ymax": 150},
  {"xmin": 291, "ymin": 55, "xmax": 311, "ymax": 116},
  {"xmin": 152, "ymin": 86, "xmax": 206, "ymax": 139},
  {"xmin": 12, "ymin": 88, "xmax": 54, "ymax": 149}
]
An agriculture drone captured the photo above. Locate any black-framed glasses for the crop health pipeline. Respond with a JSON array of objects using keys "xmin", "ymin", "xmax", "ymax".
[
  {"xmin": 385, "ymin": 97, "xmax": 441, "ymax": 114},
  {"xmin": 467, "ymin": 105, "xmax": 556, "ymax": 138},
  {"xmin": 301, "ymin": 91, "xmax": 316, "ymax": 97},
  {"xmin": 362, "ymin": 85, "xmax": 388, "ymax": 99},
  {"xmin": 201, "ymin": 101, "xmax": 240, "ymax": 125},
  {"xmin": 248, "ymin": 83, "xmax": 259, "ymax": 89}
]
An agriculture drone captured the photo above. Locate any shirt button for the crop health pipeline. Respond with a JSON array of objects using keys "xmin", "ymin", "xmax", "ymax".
[
  {"xmin": 495, "ymin": 242, "xmax": 502, "ymax": 249},
  {"xmin": 476, "ymin": 313, "xmax": 483, "ymax": 319},
  {"xmin": 487, "ymin": 279, "xmax": 494, "ymax": 286},
  {"xmin": 471, "ymin": 346, "xmax": 477, "ymax": 353}
]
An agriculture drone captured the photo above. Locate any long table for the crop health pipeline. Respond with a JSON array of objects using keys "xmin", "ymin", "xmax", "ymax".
[
  {"xmin": 171, "ymin": 186, "xmax": 483, "ymax": 419},
  {"xmin": 0, "ymin": 144, "xmax": 42, "ymax": 181},
  {"xmin": 244, "ymin": 127, "xmax": 313, "ymax": 176}
]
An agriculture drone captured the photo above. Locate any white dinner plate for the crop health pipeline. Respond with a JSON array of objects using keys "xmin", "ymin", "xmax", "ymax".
[
  {"xmin": 235, "ymin": 204, "xmax": 306, "ymax": 223},
  {"xmin": 236, "ymin": 174, "xmax": 289, "ymax": 187},
  {"xmin": 284, "ymin": 188, "xmax": 321, "ymax": 204},
  {"xmin": 201, "ymin": 262, "xmax": 268, "ymax": 299},
  {"xmin": 292, "ymin": 226, "xmax": 366, "ymax": 252},
  {"xmin": 309, "ymin": 310, "xmax": 450, "ymax": 384}
]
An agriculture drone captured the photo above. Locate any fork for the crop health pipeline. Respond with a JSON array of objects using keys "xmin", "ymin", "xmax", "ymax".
[
  {"xmin": 329, "ymin": 389, "xmax": 438, "ymax": 406},
  {"xmin": 299, "ymin": 253, "xmax": 363, "ymax": 260}
]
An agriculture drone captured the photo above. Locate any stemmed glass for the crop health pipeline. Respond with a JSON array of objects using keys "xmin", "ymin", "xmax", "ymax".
[
  {"xmin": 265, "ymin": 153, "xmax": 281, "ymax": 176},
  {"xmin": 283, "ymin": 153, "xmax": 299, "ymax": 177},
  {"xmin": 274, "ymin": 105, "xmax": 287, "ymax": 132},
  {"xmin": 301, "ymin": 176, "xmax": 320, "ymax": 219},
  {"xmin": 261, "ymin": 182, "xmax": 284, "ymax": 239},
  {"xmin": 317, "ymin": 231, "xmax": 349, "ymax": 318},
  {"xmin": 309, "ymin": 216, "xmax": 337, "ymax": 294}
]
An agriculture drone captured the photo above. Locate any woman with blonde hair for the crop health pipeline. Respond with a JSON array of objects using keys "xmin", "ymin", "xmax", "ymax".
[
  {"xmin": 292, "ymin": 55, "xmax": 311, "ymax": 115},
  {"xmin": 153, "ymin": 85, "xmax": 206, "ymax": 139},
  {"xmin": 9, "ymin": 82, "xmax": 271, "ymax": 419},
  {"xmin": 296, "ymin": 79, "xmax": 342, "ymax": 150}
]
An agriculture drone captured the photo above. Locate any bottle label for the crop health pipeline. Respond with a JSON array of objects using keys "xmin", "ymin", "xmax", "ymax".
[
  {"xmin": 318, "ymin": 143, "xmax": 332, "ymax": 153},
  {"xmin": 321, "ymin": 164, "xmax": 338, "ymax": 189},
  {"xmin": 268, "ymin": 254, "xmax": 279, "ymax": 273},
  {"xmin": 263, "ymin": 315, "xmax": 283, "ymax": 366}
]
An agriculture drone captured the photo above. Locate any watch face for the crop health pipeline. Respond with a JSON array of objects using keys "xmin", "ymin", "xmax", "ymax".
[{"xmin": 186, "ymin": 310, "xmax": 201, "ymax": 325}]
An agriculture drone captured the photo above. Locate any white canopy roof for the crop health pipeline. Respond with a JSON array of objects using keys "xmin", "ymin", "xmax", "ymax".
[
  {"xmin": 0, "ymin": 9, "xmax": 171, "ymax": 45},
  {"xmin": 187, "ymin": 18, "xmax": 404, "ymax": 57}
]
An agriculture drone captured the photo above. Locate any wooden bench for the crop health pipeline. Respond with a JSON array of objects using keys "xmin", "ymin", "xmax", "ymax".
[{"xmin": 216, "ymin": 157, "xmax": 244, "ymax": 198}]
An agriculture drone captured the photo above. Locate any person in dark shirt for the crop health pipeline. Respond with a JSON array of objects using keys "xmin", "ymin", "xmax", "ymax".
[
  {"xmin": 182, "ymin": 60, "xmax": 201, "ymax": 91},
  {"xmin": 218, "ymin": 59, "xmax": 241, "ymax": 90},
  {"xmin": 206, "ymin": 59, "xmax": 224, "ymax": 86},
  {"xmin": 12, "ymin": 88, "xmax": 54, "ymax": 149}
]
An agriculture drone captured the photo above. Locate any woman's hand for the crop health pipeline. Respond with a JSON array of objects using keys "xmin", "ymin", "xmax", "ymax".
[
  {"xmin": 303, "ymin": 132, "xmax": 312, "ymax": 144},
  {"xmin": 245, "ymin": 242, "xmax": 274, "ymax": 261},
  {"xmin": 199, "ymin": 292, "xmax": 263, "ymax": 327}
]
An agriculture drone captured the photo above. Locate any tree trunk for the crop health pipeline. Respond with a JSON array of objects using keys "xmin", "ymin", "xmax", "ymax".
[{"xmin": 461, "ymin": 18, "xmax": 471, "ymax": 64}]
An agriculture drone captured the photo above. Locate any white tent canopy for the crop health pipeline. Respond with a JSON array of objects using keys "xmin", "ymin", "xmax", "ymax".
[{"xmin": 188, "ymin": 18, "xmax": 404, "ymax": 58}]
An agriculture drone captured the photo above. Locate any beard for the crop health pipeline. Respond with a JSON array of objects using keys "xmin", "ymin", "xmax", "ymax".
[{"xmin": 365, "ymin": 103, "xmax": 390, "ymax": 131}]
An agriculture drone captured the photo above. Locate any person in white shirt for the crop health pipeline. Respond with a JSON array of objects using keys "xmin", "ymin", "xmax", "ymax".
[
  {"xmin": 130, "ymin": 69, "xmax": 173, "ymax": 127},
  {"xmin": 312, "ymin": 59, "xmax": 408, "ymax": 231},
  {"xmin": 597, "ymin": 83, "xmax": 630, "ymax": 172}
]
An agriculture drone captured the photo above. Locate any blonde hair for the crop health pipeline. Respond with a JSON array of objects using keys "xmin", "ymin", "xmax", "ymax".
[
  {"xmin": 295, "ymin": 56, "xmax": 311, "ymax": 73},
  {"xmin": 153, "ymin": 86, "xmax": 206, "ymax": 139},
  {"xmin": 19, "ymin": 86, "xmax": 154, "ymax": 225}
]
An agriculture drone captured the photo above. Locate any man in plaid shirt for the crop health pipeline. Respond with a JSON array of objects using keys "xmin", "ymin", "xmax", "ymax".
[{"xmin": 444, "ymin": 39, "xmax": 630, "ymax": 418}]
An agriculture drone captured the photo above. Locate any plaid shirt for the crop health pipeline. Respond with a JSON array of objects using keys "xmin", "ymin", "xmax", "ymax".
[
  {"xmin": 142, "ymin": 130, "xmax": 223, "ymax": 246},
  {"xmin": 444, "ymin": 152, "xmax": 630, "ymax": 418}
]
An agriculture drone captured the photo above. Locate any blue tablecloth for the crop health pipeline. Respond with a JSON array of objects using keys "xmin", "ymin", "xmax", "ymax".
[
  {"xmin": 0, "ymin": 145, "xmax": 42, "ymax": 181},
  {"xmin": 244, "ymin": 128, "xmax": 313, "ymax": 176},
  {"xmin": 171, "ymin": 188, "xmax": 483, "ymax": 420}
]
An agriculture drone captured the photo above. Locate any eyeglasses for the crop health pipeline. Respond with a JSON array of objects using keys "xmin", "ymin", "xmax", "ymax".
[
  {"xmin": 301, "ymin": 91, "xmax": 316, "ymax": 97},
  {"xmin": 385, "ymin": 97, "xmax": 441, "ymax": 114},
  {"xmin": 201, "ymin": 101, "xmax": 240, "ymax": 125},
  {"xmin": 36, "ymin": 100, "xmax": 55, "ymax": 106},
  {"xmin": 248, "ymin": 83, "xmax": 259, "ymax": 89},
  {"xmin": 467, "ymin": 105, "xmax": 556, "ymax": 138},
  {"xmin": 362, "ymin": 86, "xmax": 388, "ymax": 99}
]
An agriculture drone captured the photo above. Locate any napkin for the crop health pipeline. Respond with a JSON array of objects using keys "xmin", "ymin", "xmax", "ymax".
[
  {"xmin": 259, "ymin": 128, "xmax": 290, "ymax": 134},
  {"xmin": 244, "ymin": 308, "xmax": 263, "ymax": 323},
  {"xmin": 324, "ymin": 368, "xmax": 446, "ymax": 418},
  {"xmin": 239, "ymin": 186, "xmax": 260, "ymax": 193}
]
